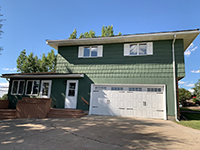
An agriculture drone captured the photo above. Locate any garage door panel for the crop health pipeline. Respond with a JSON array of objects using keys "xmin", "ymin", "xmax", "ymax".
[{"xmin": 90, "ymin": 85, "xmax": 165, "ymax": 119}]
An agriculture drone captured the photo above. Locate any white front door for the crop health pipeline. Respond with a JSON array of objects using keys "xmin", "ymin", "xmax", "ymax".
[
  {"xmin": 40, "ymin": 80, "xmax": 52, "ymax": 98},
  {"xmin": 65, "ymin": 80, "xmax": 78, "ymax": 108}
]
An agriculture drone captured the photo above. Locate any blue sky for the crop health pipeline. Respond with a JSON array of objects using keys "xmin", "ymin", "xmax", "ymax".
[{"xmin": 0, "ymin": 0, "xmax": 200, "ymax": 97}]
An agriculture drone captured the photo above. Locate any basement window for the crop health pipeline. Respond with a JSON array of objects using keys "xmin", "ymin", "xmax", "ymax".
[
  {"xmin": 11, "ymin": 80, "xmax": 25, "ymax": 95},
  {"xmin": 25, "ymin": 80, "xmax": 40, "ymax": 95}
]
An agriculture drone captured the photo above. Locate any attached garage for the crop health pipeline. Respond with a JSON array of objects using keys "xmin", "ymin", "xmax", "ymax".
[{"xmin": 89, "ymin": 84, "xmax": 167, "ymax": 120}]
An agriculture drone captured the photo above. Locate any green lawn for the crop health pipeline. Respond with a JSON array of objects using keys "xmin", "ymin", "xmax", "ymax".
[{"xmin": 178, "ymin": 108, "xmax": 200, "ymax": 130}]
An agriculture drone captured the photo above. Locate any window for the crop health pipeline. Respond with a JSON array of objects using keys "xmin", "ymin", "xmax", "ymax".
[
  {"xmin": 11, "ymin": 80, "xmax": 25, "ymax": 95},
  {"xmin": 147, "ymin": 88, "xmax": 161, "ymax": 92},
  {"xmin": 68, "ymin": 83, "xmax": 76, "ymax": 96},
  {"xmin": 78, "ymin": 45, "xmax": 103, "ymax": 58},
  {"xmin": 129, "ymin": 87, "xmax": 142, "ymax": 91},
  {"xmin": 25, "ymin": 80, "xmax": 40, "ymax": 95},
  {"xmin": 124, "ymin": 42, "xmax": 153, "ymax": 56},
  {"xmin": 95, "ymin": 87, "xmax": 107, "ymax": 90},
  {"xmin": 111, "ymin": 87, "xmax": 123, "ymax": 91},
  {"xmin": 40, "ymin": 80, "xmax": 52, "ymax": 98}
]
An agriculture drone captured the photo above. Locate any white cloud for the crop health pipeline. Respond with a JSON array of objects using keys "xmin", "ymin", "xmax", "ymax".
[
  {"xmin": 178, "ymin": 81, "xmax": 187, "ymax": 84},
  {"xmin": 184, "ymin": 43, "xmax": 197, "ymax": 57},
  {"xmin": 188, "ymin": 89, "xmax": 194, "ymax": 93},
  {"xmin": 0, "ymin": 82, "xmax": 9, "ymax": 97},
  {"xmin": 186, "ymin": 84, "xmax": 195, "ymax": 87},
  {"xmin": 191, "ymin": 70, "xmax": 200, "ymax": 73},
  {"xmin": 2, "ymin": 68, "xmax": 16, "ymax": 71},
  {"xmin": 0, "ymin": 82, "xmax": 9, "ymax": 88}
]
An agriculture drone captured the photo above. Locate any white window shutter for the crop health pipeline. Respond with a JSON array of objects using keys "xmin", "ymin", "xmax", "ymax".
[
  {"xmin": 124, "ymin": 44, "xmax": 130, "ymax": 56},
  {"xmin": 97, "ymin": 45, "xmax": 103, "ymax": 57},
  {"xmin": 78, "ymin": 47, "xmax": 84, "ymax": 58},
  {"xmin": 147, "ymin": 42, "xmax": 153, "ymax": 55}
]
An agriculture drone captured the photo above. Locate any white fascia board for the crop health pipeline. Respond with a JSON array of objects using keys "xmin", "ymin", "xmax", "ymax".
[
  {"xmin": 46, "ymin": 30, "xmax": 200, "ymax": 51},
  {"xmin": 1, "ymin": 74, "xmax": 84, "ymax": 79}
]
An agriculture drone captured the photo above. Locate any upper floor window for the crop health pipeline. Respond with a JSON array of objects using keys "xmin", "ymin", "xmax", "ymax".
[
  {"xmin": 78, "ymin": 45, "xmax": 103, "ymax": 58},
  {"xmin": 11, "ymin": 80, "xmax": 25, "ymax": 95},
  {"xmin": 25, "ymin": 80, "xmax": 40, "ymax": 95},
  {"xmin": 124, "ymin": 42, "xmax": 153, "ymax": 56}
]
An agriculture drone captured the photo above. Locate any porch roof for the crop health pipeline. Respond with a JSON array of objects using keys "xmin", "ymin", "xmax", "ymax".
[{"xmin": 1, "ymin": 72, "xmax": 84, "ymax": 79}]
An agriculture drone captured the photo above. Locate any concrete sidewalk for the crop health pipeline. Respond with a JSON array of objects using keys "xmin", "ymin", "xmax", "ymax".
[{"xmin": 0, "ymin": 115, "xmax": 200, "ymax": 150}]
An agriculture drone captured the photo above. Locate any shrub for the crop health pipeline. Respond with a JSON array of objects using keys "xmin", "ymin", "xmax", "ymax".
[
  {"xmin": 179, "ymin": 88, "xmax": 191, "ymax": 106},
  {"xmin": 0, "ymin": 94, "xmax": 8, "ymax": 100},
  {"xmin": 193, "ymin": 98, "xmax": 197, "ymax": 103}
]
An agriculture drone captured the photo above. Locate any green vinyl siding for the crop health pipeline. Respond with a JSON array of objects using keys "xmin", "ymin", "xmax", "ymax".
[
  {"xmin": 56, "ymin": 39, "xmax": 185, "ymax": 116},
  {"xmin": 56, "ymin": 40, "xmax": 184, "ymax": 78}
]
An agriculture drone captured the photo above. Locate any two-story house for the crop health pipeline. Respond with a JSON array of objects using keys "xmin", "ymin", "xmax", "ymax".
[{"xmin": 2, "ymin": 29, "xmax": 199, "ymax": 120}]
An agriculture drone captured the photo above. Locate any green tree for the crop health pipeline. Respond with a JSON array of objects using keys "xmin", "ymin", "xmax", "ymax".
[
  {"xmin": 17, "ymin": 49, "xmax": 28, "ymax": 73},
  {"xmin": 17, "ymin": 50, "xmax": 57, "ymax": 73},
  {"xmin": 69, "ymin": 28, "xmax": 77, "ymax": 39},
  {"xmin": 0, "ymin": 94, "xmax": 8, "ymax": 100},
  {"xmin": 193, "ymin": 79, "xmax": 200, "ymax": 100},
  {"xmin": 118, "ymin": 32, "xmax": 122, "ymax": 36},
  {"xmin": 179, "ymin": 88, "xmax": 191, "ymax": 106},
  {"xmin": 79, "ymin": 30, "xmax": 96, "ymax": 38},
  {"xmin": 101, "ymin": 25, "xmax": 114, "ymax": 37},
  {"xmin": 46, "ymin": 50, "xmax": 57, "ymax": 72}
]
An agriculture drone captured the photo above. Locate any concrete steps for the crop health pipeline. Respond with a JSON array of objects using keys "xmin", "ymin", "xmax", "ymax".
[
  {"xmin": 47, "ymin": 108, "xmax": 87, "ymax": 118},
  {"xmin": 0, "ymin": 109, "xmax": 16, "ymax": 119}
]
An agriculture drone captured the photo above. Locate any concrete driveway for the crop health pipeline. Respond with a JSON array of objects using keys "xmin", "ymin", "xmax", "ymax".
[{"xmin": 0, "ymin": 115, "xmax": 200, "ymax": 150}]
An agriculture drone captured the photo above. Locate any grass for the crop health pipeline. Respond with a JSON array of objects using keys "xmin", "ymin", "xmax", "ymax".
[
  {"xmin": 178, "ymin": 120, "xmax": 200, "ymax": 130},
  {"xmin": 177, "ymin": 108, "xmax": 200, "ymax": 130}
]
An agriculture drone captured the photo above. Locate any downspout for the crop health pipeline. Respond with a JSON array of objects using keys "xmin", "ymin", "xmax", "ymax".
[{"xmin": 172, "ymin": 35, "xmax": 179, "ymax": 122}]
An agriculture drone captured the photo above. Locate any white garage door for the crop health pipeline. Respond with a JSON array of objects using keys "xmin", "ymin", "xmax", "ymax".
[{"xmin": 89, "ymin": 84, "xmax": 166, "ymax": 120}]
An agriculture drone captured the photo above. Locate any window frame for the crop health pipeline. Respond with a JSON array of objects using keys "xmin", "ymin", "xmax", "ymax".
[
  {"xmin": 40, "ymin": 80, "xmax": 52, "ymax": 98},
  {"xmin": 83, "ymin": 46, "xmax": 98, "ymax": 57},
  {"xmin": 130, "ymin": 43, "xmax": 147, "ymax": 56},
  {"xmin": 25, "ymin": 80, "xmax": 40, "ymax": 96},
  {"xmin": 124, "ymin": 42, "xmax": 153, "ymax": 56},
  {"xmin": 11, "ymin": 80, "xmax": 25, "ymax": 95},
  {"xmin": 78, "ymin": 45, "xmax": 103, "ymax": 58}
]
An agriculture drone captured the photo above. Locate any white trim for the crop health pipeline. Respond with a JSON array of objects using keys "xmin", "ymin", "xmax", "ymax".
[
  {"xmin": 89, "ymin": 84, "xmax": 94, "ymax": 115},
  {"xmin": 11, "ymin": 80, "xmax": 25, "ymax": 95},
  {"xmin": 25, "ymin": 80, "xmax": 40, "ymax": 96},
  {"xmin": 91, "ymin": 83, "xmax": 165, "ymax": 87},
  {"xmin": 40, "ymin": 80, "xmax": 52, "ymax": 98},
  {"xmin": 97, "ymin": 45, "xmax": 103, "ymax": 57},
  {"xmin": 65, "ymin": 80, "xmax": 79, "ymax": 108},
  {"xmin": 89, "ymin": 83, "xmax": 167, "ymax": 120},
  {"xmin": 1, "ymin": 74, "xmax": 84, "ymax": 79},
  {"xmin": 46, "ymin": 30, "xmax": 200, "ymax": 51},
  {"xmin": 147, "ymin": 42, "xmax": 153, "ymax": 55},
  {"xmin": 163, "ymin": 84, "xmax": 167, "ymax": 120},
  {"xmin": 78, "ymin": 47, "xmax": 84, "ymax": 58}
]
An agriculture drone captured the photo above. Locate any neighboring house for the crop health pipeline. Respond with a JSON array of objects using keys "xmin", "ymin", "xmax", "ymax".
[{"xmin": 1, "ymin": 29, "xmax": 200, "ymax": 120}]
